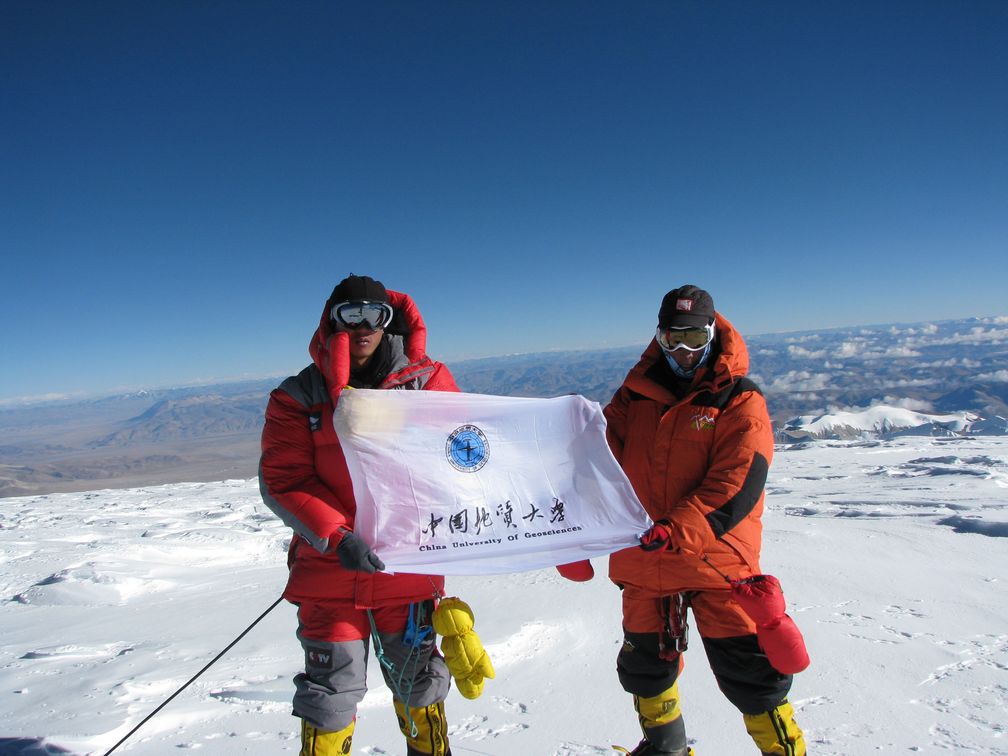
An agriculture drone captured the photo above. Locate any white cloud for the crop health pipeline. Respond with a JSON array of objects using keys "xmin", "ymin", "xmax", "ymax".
[
  {"xmin": 882, "ymin": 396, "xmax": 934, "ymax": 411},
  {"xmin": 787, "ymin": 345, "xmax": 828, "ymax": 359},
  {"xmin": 832, "ymin": 341, "xmax": 921, "ymax": 361},
  {"xmin": 974, "ymin": 369, "xmax": 1008, "ymax": 382},
  {"xmin": 892, "ymin": 323, "xmax": 939, "ymax": 337},
  {"xmin": 764, "ymin": 370, "xmax": 832, "ymax": 392},
  {"xmin": 878, "ymin": 345, "xmax": 923, "ymax": 358},
  {"xmin": 923, "ymin": 327, "xmax": 1008, "ymax": 347},
  {"xmin": 0, "ymin": 392, "xmax": 82, "ymax": 408},
  {"xmin": 918, "ymin": 358, "xmax": 982, "ymax": 368},
  {"xmin": 887, "ymin": 325, "xmax": 917, "ymax": 337},
  {"xmin": 879, "ymin": 378, "xmax": 936, "ymax": 388},
  {"xmin": 835, "ymin": 340, "xmax": 867, "ymax": 358}
]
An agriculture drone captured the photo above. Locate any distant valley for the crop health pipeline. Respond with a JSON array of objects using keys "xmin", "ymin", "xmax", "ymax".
[{"xmin": 1, "ymin": 316, "xmax": 1005, "ymax": 497}]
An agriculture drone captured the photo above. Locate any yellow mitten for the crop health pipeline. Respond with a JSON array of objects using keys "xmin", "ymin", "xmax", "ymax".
[{"xmin": 432, "ymin": 597, "xmax": 495, "ymax": 699}]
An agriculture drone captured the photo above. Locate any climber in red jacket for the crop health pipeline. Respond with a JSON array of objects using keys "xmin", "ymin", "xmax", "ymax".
[{"xmin": 260, "ymin": 275, "xmax": 458, "ymax": 756}]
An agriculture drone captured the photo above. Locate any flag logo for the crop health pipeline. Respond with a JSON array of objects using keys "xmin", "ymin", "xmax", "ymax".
[{"xmin": 446, "ymin": 424, "xmax": 490, "ymax": 472}]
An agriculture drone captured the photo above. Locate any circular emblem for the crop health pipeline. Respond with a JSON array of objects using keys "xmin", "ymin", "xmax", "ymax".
[{"xmin": 446, "ymin": 424, "xmax": 490, "ymax": 473}]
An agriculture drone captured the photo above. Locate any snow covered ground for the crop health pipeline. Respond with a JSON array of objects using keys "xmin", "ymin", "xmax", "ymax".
[{"xmin": 2, "ymin": 435, "xmax": 1007, "ymax": 755}]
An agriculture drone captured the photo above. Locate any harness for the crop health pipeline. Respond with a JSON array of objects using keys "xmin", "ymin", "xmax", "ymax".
[{"xmin": 658, "ymin": 592, "xmax": 694, "ymax": 660}]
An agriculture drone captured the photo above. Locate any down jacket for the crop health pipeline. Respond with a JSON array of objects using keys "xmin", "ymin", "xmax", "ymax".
[
  {"xmin": 259, "ymin": 289, "xmax": 459, "ymax": 607},
  {"xmin": 605, "ymin": 313, "xmax": 772, "ymax": 597}
]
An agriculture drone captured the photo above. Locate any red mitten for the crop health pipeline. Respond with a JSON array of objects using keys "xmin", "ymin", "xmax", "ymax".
[
  {"xmin": 556, "ymin": 560, "xmax": 595, "ymax": 582},
  {"xmin": 731, "ymin": 575, "xmax": 787, "ymax": 625},
  {"xmin": 754, "ymin": 614, "xmax": 810, "ymax": 674},
  {"xmin": 732, "ymin": 575, "xmax": 810, "ymax": 675}
]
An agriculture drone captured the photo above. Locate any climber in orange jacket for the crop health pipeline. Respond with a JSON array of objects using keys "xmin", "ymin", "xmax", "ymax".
[{"xmin": 604, "ymin": 285, "xmax": 806, "ymax": 756}]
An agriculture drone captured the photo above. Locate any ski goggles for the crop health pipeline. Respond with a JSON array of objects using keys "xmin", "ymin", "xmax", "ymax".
[
  {"xmin": 330, "ymin": 300, "xmax": 394, "ymax": 331},
  {"xmin": 656, "ymin": 322, "xmax": 714, "ymax": 352}
]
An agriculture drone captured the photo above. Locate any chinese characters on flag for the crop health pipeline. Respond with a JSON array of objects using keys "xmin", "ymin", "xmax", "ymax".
[{"xmin": 333, "ymin": 390, "xmax": 652, "ymax": 575}]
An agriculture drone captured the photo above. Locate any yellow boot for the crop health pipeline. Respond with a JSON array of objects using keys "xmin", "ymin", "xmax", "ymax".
[
  {"xmin": 394, "ymin": 698, "xmax": 450, "ymax": 756},
  {"xmin": 300, "ymin": 717, "xmax": 354, "ymax": 756},
  {"xmin": 631, "ymin": 681, "xmax": 690, "ymax": 755},
  {"xmin": 743, "ymin": 700, "xmax": 806, "ymax": 756}
]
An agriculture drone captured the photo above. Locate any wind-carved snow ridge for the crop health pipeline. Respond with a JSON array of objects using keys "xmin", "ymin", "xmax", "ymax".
[
  {"xmin": 2, "ymin": 445, "xmax": 1008, "ymax": 754},
  {"xmin": 775, "ymin": 435, "xmax": 1008, "ymax": 540},
  {"xmin": 12, "ymin": 563, "xmax": 175, "ymax": 606}
]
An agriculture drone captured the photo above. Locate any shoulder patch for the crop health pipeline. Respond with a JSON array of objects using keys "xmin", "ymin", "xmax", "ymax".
[
  {"xmin": 280, "ymin": 365, "xmax": 330, "ymax": 408},
  {"xmin": 694, "ymin": 376, "xmax": 763, "ymax": 410}
]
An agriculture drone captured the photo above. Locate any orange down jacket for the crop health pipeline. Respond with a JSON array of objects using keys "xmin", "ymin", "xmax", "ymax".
[
  {"xmin": 259, "ymin": 289, "xmax": 459, "ymax": 608},
  {"xmin": 605, "ymin": 313, "xmax": 772, "ymax": 597}
]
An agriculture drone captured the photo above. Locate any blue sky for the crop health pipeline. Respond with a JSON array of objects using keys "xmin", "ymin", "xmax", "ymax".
[{"xmin": 2, "ymin": 1, "xmax": 1006, "ymax": 404}]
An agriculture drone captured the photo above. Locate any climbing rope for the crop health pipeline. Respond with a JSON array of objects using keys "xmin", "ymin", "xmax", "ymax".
[
  {"xmin": 367, "ymin": 601, "xmax": 431, "ymax": 738},
  {"xmin": 102, "ymin": 595, "xmax": 284, "ymax": 756}
]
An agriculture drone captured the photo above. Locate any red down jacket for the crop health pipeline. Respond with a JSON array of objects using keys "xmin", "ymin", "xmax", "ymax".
[
  {"xmin": 605, "ymin": 313, "xmax": 772, "ymax": 597},
  {"xmin": 259, "ymin": 289, "xmax": 459, "ymax": 607}
]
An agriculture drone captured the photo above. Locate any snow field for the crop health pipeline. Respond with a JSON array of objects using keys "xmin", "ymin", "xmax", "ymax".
[{"xmin": 1, "ymin": 438, "xmax": 1006, "ymax": 754}]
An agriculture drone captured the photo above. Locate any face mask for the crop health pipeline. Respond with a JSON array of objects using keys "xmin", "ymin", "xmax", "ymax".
[{"xmin": 662, "ymin": 341, "xmax": 711, "ymax": 379}]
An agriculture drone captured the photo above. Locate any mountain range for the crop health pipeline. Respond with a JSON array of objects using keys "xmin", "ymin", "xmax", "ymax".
[{"xmin": 1, "ymin": 315, "xmax": 1005, "ymax": 497}]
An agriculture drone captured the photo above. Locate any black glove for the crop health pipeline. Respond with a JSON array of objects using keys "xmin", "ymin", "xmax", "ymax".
[
  {"xmin": 639, "ymin": 520, "xmax": 674, "ymax": 552},
  {"xmin": 334, "ymin": 529, "xmax": 385, "ymax": 573}
]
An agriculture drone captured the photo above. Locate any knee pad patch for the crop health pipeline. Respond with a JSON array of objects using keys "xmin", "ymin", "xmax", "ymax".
[{"xmin": 617, "ymin": 632, "xmax": 680, "ymax": 698}]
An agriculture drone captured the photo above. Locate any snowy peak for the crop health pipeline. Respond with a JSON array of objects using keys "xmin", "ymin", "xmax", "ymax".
[{"xmin": 779, "ymin": 405, "xmax": 1006, "ymax": 441}]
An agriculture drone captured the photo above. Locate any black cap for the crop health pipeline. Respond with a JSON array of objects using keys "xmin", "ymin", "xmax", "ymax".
[
  {"xmin": 658, "ymin": 285, "xmax": 715, "ymax": 328},
  {"xmin": 329, "ymin": 274, "xmax": 388, "ymax": 305}
]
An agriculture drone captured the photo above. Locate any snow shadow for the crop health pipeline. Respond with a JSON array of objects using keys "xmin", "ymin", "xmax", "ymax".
[
  {"xmin": 937, "ymin": 516, "xmax": 1008, "ymax": 538},
  {"xmin": 0, "ymin": 738, "xmax": 75, "ymax": 754}
]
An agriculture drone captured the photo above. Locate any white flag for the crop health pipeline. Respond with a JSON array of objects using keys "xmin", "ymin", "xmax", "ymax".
[{"xmin": 333, "ymin": 389, "xmax": 652, "ymax": 575}]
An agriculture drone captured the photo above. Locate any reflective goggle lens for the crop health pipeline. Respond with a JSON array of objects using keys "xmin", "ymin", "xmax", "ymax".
[
  {"xmin": 657, "ymin": 324, "xmax": 714, "ymax": 351},
  {"xmin": 331, "ymin": 300, "xmax": 393, "ymax": 331}
]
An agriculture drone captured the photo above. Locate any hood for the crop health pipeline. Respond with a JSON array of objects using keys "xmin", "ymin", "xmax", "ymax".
[{"xmin": 308, "ymin": 289, "xmax": 430, "ymax": 404}]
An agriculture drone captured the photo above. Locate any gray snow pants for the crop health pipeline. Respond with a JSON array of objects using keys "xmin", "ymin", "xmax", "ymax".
[{"xmin": 293, "ymin": 600, "xmax": 450, "ymax": 732}]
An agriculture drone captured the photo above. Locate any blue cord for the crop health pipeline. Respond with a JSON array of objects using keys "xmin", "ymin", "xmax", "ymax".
[{"xmin": 368, "ymin": 603, "xmax": 431, "ymax": 738}]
